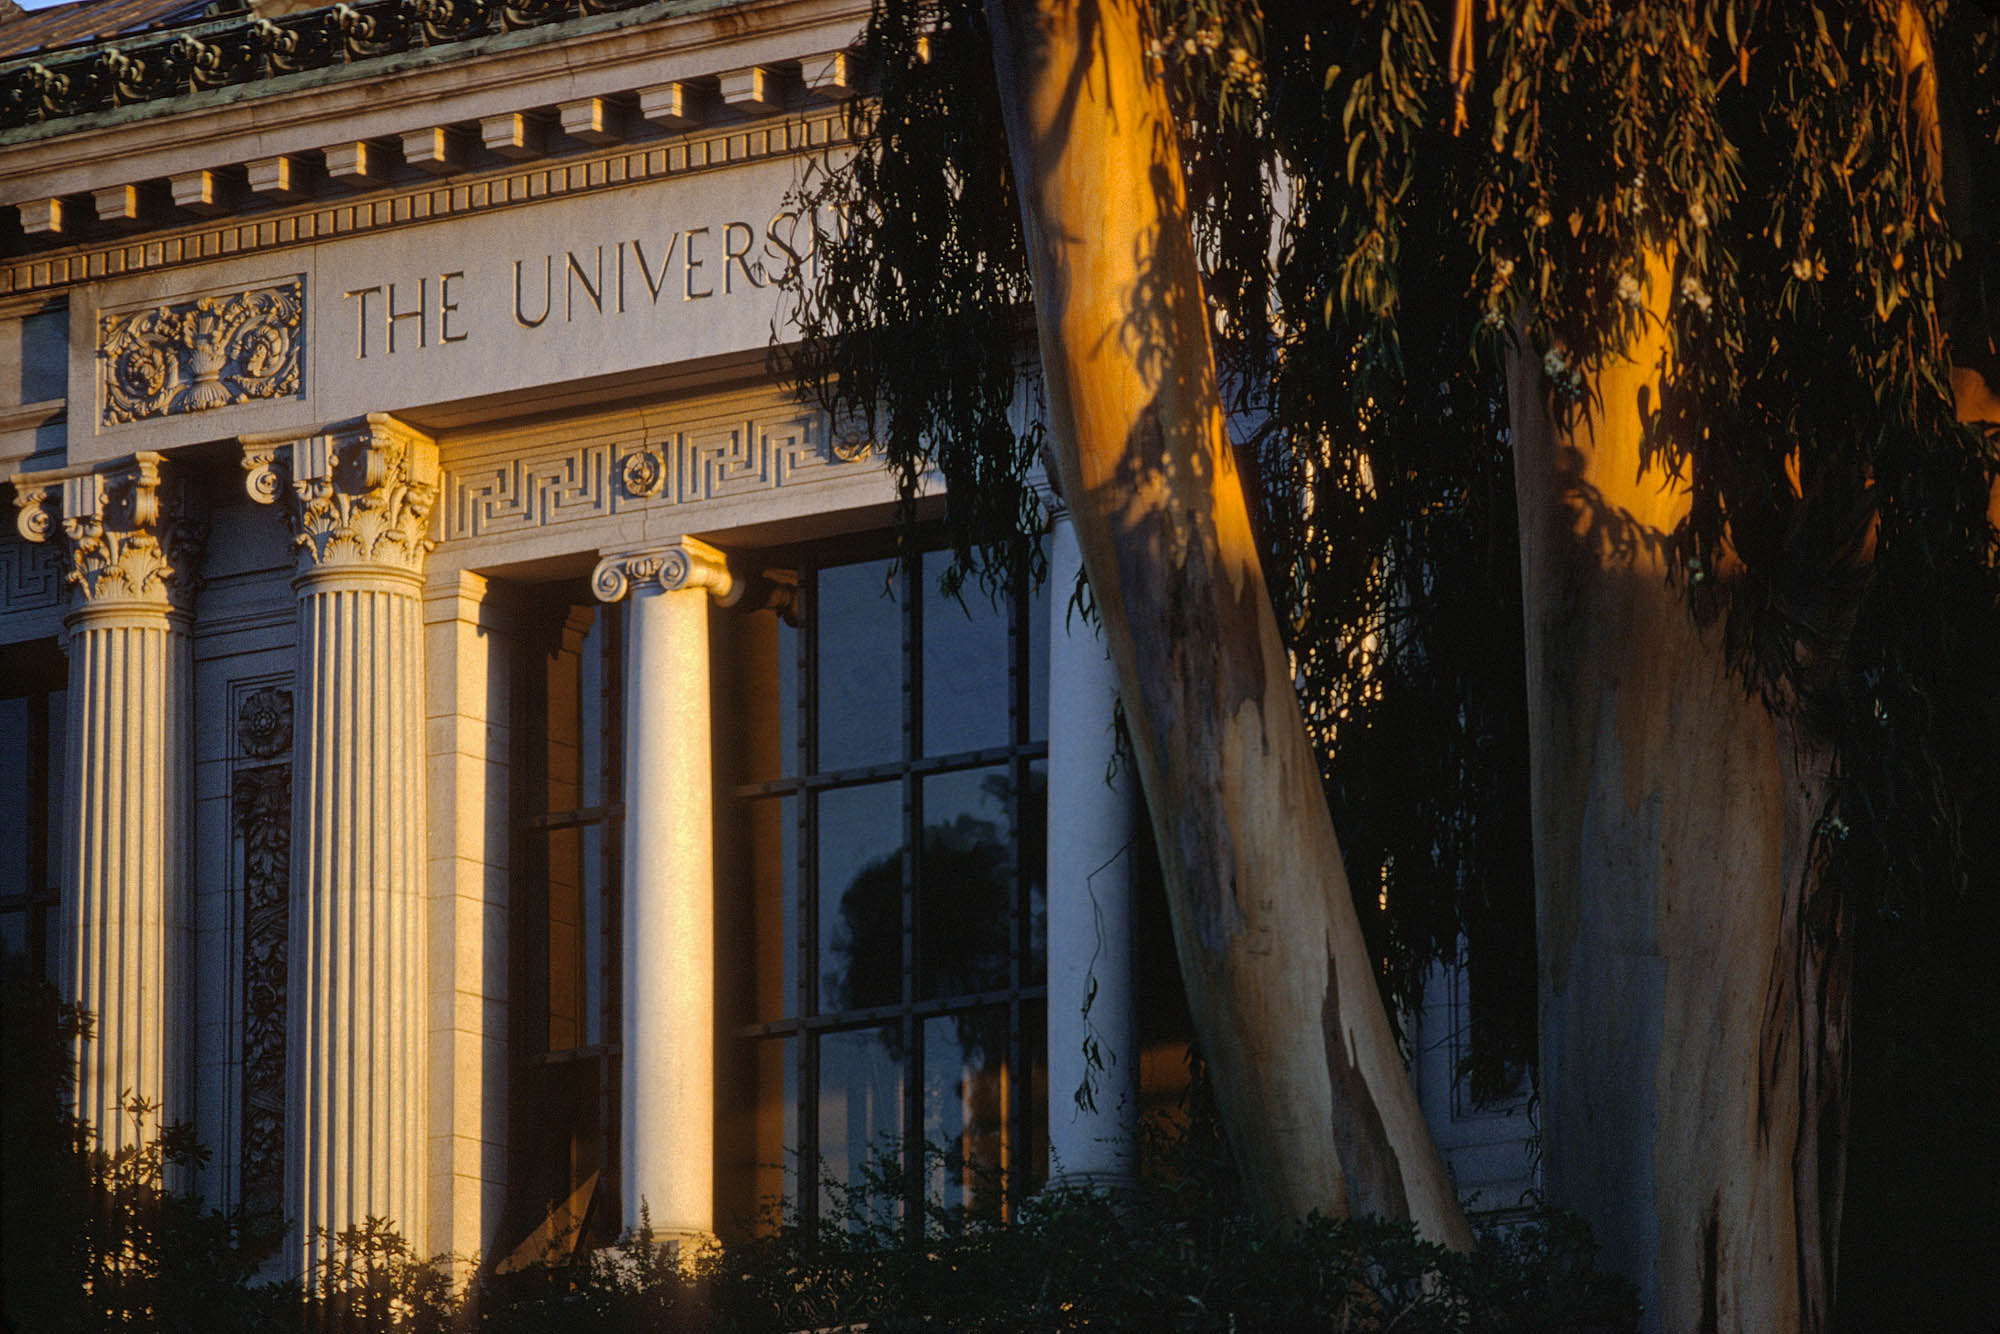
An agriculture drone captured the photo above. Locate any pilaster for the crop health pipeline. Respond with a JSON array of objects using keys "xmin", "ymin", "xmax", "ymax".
[
  {"xmin": 244, "ymin": 414, "xmax": 437, "ymax": 1270},
  {"xmin": 14, "ymin": 454, "xmax": 203, "ymax": 1162},
  {"xmin": 421, "ymin": 570, "xmax": 511, "ymax": 1270},
  {"xmin": 591, "ymin": 536, "xmax": 732, "ymax": 1247}
]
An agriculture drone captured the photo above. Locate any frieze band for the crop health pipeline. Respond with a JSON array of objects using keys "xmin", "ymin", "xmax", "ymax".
[{"xmin": 443, "ymin": 413, "xmax": 876, "ymax": 543}]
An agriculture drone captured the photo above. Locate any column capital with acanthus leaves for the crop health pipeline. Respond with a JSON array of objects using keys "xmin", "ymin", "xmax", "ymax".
[
  {"xmin": 241, "ymin": 413, "xmax": 438, "ymax": 577},
  {"xmin": 12, "ymin": 451, "xmax": 205, "ymax": 611}
]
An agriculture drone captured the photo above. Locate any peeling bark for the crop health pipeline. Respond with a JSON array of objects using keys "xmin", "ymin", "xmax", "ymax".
[
  {"xmin": 1511, "ymin": 264, "xmax": 1841, "ymax": 1331},
  {"xmin": 984, "ymin": 0, "xmax": 1471, "ymax": 1248}
]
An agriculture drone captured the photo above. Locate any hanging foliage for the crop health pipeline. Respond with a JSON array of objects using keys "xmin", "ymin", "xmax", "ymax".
[{"xmin": 781, "ymin": 0, "xmax": 2000, "ymax": 1104}]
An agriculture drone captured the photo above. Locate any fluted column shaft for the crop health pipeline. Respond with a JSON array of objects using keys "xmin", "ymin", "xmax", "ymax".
[
  {"xmin": 1045, "ymin": 511, "xmax": 1139, "ymax": 1191},
  {"xmin": 15, "ymin": 455, "xmax": 200, "ymax": 1164},
  {"xmin": 592, "ymin": 538, "xmax": 737, "ymax": 1245},
  {"xmin": 245, "ymin": 416, "xmax": 436, "ymax": 1272},
  {"xmin": 64, "ymin": 603, "xmax": 191, "ymax": 1159},
  {"xmin": 290, "ymin": 567, "xmax": 429, "ymax": 1265}
]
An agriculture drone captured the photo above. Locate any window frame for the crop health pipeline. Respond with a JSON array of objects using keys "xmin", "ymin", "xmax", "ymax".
[{"xmin": 733, "ymin": 534, "xmax": 1050, "ymax": 1236}]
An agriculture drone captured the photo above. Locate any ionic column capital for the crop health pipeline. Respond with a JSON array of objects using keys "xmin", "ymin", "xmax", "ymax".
[
  {"xmin": 242, "ymin": 413, "xmax": 438, "ymax": 577},
  {"xmin": 13, "ymin": 453, "xmax": 205, "ymax": 611},
  {"xmin": 591, "ymin": 536, "xmax": 739, "ymax": 605}
]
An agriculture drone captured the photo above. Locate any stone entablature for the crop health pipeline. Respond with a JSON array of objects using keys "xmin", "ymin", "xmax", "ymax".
[
  {"xmin": 2, "ymin": 0, "xmax": 867, "ymax": 248},
  {"xmin": 434, "ymin": 396, "xmax": 879, "ymax": 561},
  {"xmin": 4, "ymin": 108, "xmax": 849, "ymax": 299}
]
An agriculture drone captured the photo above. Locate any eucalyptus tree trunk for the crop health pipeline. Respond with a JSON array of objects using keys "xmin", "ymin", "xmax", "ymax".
[
  {"xmin": 1509, "ymin": 265, "xmax": 1844, "ymax": 1332},
  {"xmin": 984, "ymin": 0, "xmax": 1472, "ymax": 1248}
]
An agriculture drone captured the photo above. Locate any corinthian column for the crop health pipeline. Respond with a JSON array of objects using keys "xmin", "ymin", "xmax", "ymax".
[
  {"xmin": 14, "ymin": 455, "xmax": 202, "ymax": 1163},
  {"xmin": 591, "ymin": 537, "xmax": 740, "ymax": 1247},
  {"xmin": 244, "ymin": 414, "xmax": 436, "ymax": 1271}
]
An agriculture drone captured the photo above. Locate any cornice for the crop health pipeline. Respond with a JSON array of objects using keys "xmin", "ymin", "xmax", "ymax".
[
  {"xmin": 0, "ymin": 0, "xmax": 866, "ymax": 243},
  {"xmin": 2, "ymin": 105, "xmax": 847, "ymax": 297}
]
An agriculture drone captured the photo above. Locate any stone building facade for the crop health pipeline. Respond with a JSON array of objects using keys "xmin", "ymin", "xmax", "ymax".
[{"xmin": 0, "ymin": 0, "xmax": 1530, "ymax": 1274}]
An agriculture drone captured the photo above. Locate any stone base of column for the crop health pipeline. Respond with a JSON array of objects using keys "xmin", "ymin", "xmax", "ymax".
[{"xmin": 1044, "ymin": 1170, "xmax": 1139, "ymax": 1198}]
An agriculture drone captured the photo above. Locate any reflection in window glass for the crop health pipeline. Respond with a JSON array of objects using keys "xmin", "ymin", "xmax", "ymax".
[
  {"xmin": 1023, "ymin": 758, "xmax": 1048, "ymax": 987},
  {"xmin": 817, "ymin": 782, "xmax": 903, "ymax": 1012},
  {"xmin": 818, "ymin": 1026, "xmax": 903, "ymax": 1229},
  {"xmin": 922, "ymin": 551, "xmax": 1009, "ymax": 757},
  {"xmin": 816, "ymin": 559, "xmax": 902, "ymax": 771},
  {"xmin": 732, "ymin": 540, "xmax": 1051, "ymax": 1237},
  {"xmin": 917, "ymin": 767, "xmax": 1013, "ymax": 1000},
  {"xmin": 922, "ymin": 1007, "xmax": 1011, "ymax": 1219}
]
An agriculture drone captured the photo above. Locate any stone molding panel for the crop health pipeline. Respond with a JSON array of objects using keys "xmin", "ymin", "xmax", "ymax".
[
  {"xmin": 98, "ymin": 279, "xmax": 305, "ymax": 427},
  {"xmin": 441, "ymin": 406, "xmax": 873, "ymax": 543}
]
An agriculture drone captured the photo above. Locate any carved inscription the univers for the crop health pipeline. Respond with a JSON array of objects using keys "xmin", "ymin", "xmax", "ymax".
[{"xmin": 99, "ymin": 279, "xmax": 304, "ymax": 426}]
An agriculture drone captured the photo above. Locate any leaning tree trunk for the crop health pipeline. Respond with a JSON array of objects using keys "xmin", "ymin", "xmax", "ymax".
[
  {"xmin": 1510, "ymin": 262, "xmax": 1845, "ymax": 1331},
  {"xmin": 985, "ymin": 0, "xmax": 1472, "ymax": 1248}
]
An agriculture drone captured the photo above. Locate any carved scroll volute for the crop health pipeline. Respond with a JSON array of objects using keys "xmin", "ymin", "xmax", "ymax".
[
  {"xmin": 11, "ymin": 453, "xmax": 205, "ymax": 608},
  {"xmin": 242, "ymin": 413, "xmax": 439, "ymax": 575},
  {"xmin": 591, "ymin": 535, "xmax": 738, "ymax": 606}
]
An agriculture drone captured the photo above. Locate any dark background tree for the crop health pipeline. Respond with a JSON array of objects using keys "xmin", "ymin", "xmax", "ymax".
[{"xmin": 780, "ymin": 0, "xmax": 2000, "ymax": 1326}]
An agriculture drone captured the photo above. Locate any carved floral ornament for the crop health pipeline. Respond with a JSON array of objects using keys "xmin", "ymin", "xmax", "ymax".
[
  {"xmin": 11, "ymin": 453, "xmax": 206, "ymax": 606},
  {"xmin": 242, "ymin": 414, "xmax": 440, "ymax": 574},
  {"xmin": 100, "ymin": 281, "xmax": 304, "ymax": 428}
]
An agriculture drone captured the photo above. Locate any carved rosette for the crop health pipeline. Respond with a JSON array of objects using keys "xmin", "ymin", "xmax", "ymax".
[
  {"xmin": 243, "ymin": 414, "xmax": 439, "ymax": 575},
  {"xmin": 99, "ymin": 279, "xmax": 303, "ymax": 426},
  {"xmin": 619, "ymin": 446, "xmax": 665, "ymax": 499},
  {"xmin": 591, "ymin": 535, "xmax": 738, "ymax": 605},
  {"xmin": 11, "ymin": 454, "xmax": 205, "ymax": 608}
]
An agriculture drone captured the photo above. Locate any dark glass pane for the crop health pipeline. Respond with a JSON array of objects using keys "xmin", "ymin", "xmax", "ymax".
[
  {"xmin": 542, "ymin": 606, "xmax": 596, "ymax": 814},
  {"xmin": 545, "ymin": 823, "xmax": 586, "ymax": 1051},
  {"xmin": 0, "ymin": 698, "xmax": 27, "ymax": 890},
  {"xmin": 817, "ymin": 1025, "xmax": 903, "ymax": 1230},
  {"xmin": 917, "ymin": 767, "xmax": 1011, "ymax": 1000},
  {"xmin": 1021, "ymin": 998, "xmax": 1048, "ymax": 1195},
  {"xmin": 922, "ymin": 550, "xmax": 1009, "ymax": 758},
  {"xmin": 922, "ymin": 1006, "xmax": 1011, "ymax": 1219},
  {"xmin": 0, "ymin": 909, "xmax": 24, "ymax": 960},
  {"xmin": 779, "ymin": 616, "xmax": 800, "ymax": 775},
  {"xmin": 817, "ymin": 782, "xmax": 903, "ymax": 1012},
  {"xmin": 733, "ymin": 610, "xmax": 796, "ymax": 786},
  {"xmin": 582, "ymin": 822, "xmax": 606, "ymax": 1046},
  {"xmin": 578, "ymin": 606, "xmax": 606, "ymax": 810},
  {"xmin": 816, "ymin": 559, "xmax": 903, "ymax": 771},
  {"xmin": 1023, "ymin": 759, "xmax": 1048, "ymax": 986},
  {"xmin": 45, "ymin": 689, "xmax": 64, "ymax": 886},
  {"xmin": 749, "ymin": 1035, "xmax": 798, "ymax": 1225},
  {"xmin": 1026, "ymin": 537, "xmax": 1050, "ymax": 742},
  {"xmin": 746, "ymin": 794, "xmax": 799, "ymax": 1022}
]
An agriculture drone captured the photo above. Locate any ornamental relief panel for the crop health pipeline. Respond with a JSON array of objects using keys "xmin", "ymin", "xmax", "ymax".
[
  {"xmin": 441, "ymin": 411, "xmax": 877, "ymax": 543},
  {"xmin": 98, "ymin": 279, "xmax": 304, "ymax": 427},
  {"xmin": 231, "ymin": 684, "xmax": 293, "ymax": 1219}
]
